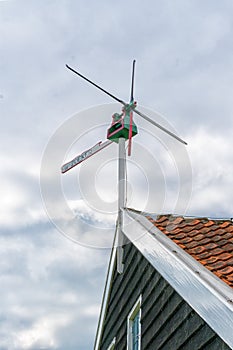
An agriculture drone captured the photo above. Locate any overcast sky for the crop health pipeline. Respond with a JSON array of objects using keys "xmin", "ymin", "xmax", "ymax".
[{"xmin": 1, "ymin": 1, "xmax": 233, "ymax": 349}]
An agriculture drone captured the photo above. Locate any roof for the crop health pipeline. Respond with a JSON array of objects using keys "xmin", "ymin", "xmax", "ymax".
[
  {"xmin": 146, "ymin": 214, "xmax": 233, "ymax": 288},
  {"xmin": 95, "ymin": 209, "xmax": 233, "ymax": 350}
]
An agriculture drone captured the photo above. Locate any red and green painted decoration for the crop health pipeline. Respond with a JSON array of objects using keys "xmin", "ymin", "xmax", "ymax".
[
  {"xmin": 107, "ymin": 101, "xmax": 138, "ymax": 145},
  {"xmin": 107, "ymin": 59, "xmax": 138, "ymax": 155}
]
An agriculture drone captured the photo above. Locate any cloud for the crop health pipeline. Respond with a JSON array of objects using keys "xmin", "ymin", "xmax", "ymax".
[
  {"xmin": 1, "ymin": 0, "xmax": 233, "ymax": 348},
  {"xmin": 14, "ymin": 314, "xmax": 69, "ymax": 349},
  {"xmin": 0, "ymin": 221, "xmax": 109, "ymax": 349},
  {"xmin": 186, "ymin": 127, "xmax": 233, "ymax": 216}
]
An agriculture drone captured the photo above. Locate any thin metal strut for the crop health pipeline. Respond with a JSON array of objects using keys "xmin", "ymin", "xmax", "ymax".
[
  {"xmin": 66, "ymin": 64, "xmax": 126, "ymax": 106},
  {"xmin": 128, "ymin": 59, "xmax": 136, "ymax": 156},
  {"xmin": 134, "ymin": 109, "xmax": 187, "ymax": 145},
  {"xmin": 130, "ymin": 59, "xmax": 136, "ymax": 102}
]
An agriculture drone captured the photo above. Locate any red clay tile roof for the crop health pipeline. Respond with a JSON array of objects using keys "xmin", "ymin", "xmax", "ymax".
[{"xmin": 146, "ymin": 214, "xmax": 233, "ymax": 288}]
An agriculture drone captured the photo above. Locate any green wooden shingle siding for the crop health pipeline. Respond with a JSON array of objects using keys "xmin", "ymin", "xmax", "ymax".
[{"xmin": 99, "ymin": 240, "xmax": 231, "ymax": 350}]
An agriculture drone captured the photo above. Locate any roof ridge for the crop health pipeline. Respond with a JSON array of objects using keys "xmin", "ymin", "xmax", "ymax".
[{"xmin": 126, "ymin": 208, "xmax": 233, "ymax": 222}]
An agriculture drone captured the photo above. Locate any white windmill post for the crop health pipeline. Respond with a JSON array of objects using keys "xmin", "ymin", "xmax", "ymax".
[{"xmin": 117, "ymin": 137, "xmax": 126, "ymax": 273}]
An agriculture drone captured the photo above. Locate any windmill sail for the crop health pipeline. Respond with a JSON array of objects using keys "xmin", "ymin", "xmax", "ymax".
[{"xmin": 66, "ymin": 62, "xmax": 187, "ymax": 146}]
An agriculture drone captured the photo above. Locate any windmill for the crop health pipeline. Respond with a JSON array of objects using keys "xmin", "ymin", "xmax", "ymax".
[{"xmin": 61, "ymin": 60, "xmax": 187, "ymax": 273}]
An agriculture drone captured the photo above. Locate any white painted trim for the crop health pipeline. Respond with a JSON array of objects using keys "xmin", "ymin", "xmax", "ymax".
[
  {"xmin": 107, "ymin": 337, "xmax": 116, "ymax": 350},
  {"xmin": 123, "ymin": 209, "xmax": 233, "ymax": 349},
  {"xmin": 94, "ymin": 245, "xmax": 117, "ymax": 350},
  {"xmin": 127, "ymin": 295, "xmax": 142, "ymax": 350}
]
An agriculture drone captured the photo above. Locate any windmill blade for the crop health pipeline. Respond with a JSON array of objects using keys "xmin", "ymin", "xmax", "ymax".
[
  {"xmin": 66, "ymin": 63, "xmax": 187, "ymax": 146},
  {"xmin": 130, "ymin": 59, "xmax": 136, "ymax": 102},
  {"xmin": 128, "ymin": 59, "xmax": 136, "ymax": 156},
  {"xmin": 134, "ymin": 109, "xmax": 187, "ymax": 145},
  {"xmin": 66, "ymin": 64, "xmax": 126, "ymax": 106}
]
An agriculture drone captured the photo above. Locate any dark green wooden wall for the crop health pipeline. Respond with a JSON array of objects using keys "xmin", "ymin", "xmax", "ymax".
[{"xmin": 99, "ymin": 241, "xmax": 231, "ymax": 350}]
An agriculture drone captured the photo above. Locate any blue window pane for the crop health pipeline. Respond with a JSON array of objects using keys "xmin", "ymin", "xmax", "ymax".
[{"xmin": 132, "ymin": 312, "xmax": 140, "ymax": 350}]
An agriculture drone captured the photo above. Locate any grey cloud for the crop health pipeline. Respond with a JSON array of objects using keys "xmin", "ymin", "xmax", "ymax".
[
  {"xmin": 1, "ymin": 0, "xmax": 233, "ymax": 348},
  {"xmin": 0, "ymin": 220, "xmax": 108, "ymax": 349}
]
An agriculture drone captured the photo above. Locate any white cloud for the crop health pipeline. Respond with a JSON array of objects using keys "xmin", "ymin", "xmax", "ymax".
[
  {"xmin": 187, "ymin": 127, "xmax": 233, "ymax": 216},
  {"xmin": 15, "ymin": 314, "xmax": 70, "ymax": 349}
]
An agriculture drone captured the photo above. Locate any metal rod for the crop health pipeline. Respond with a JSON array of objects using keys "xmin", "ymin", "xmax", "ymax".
[
  {"xmin": 117, "ymin": 137, "xmax": 126, "ymax": 273},
  {"xmin": 134, "ymin": 108, "xmax": 187, "ymax": 145},
  {"xmin": 66, "ymin": 64, "xmax": 126, "ymax": 106},
  {"xmin": 130, "ymin": 59, "xmax": 136, "ymax": 102}
]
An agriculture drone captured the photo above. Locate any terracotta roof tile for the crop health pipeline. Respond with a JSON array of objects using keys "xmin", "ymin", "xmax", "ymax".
[
  {"xmin": 220, "ymin": 221, "xmax": 231, "ymax": 228},
  {"xmin": 225, "ymin": 226, "xmax": 233, "ymax": 233},
  {"xmin": 155, "ymin": 215, "xmax": 168, "ymax": 224},
  {"xmin": 169, "ymin": 216, "xmax": 184, "ymax": 225},
  {"xmin": 170, "ymin": 232, "xmax": 186, "ymax": 240},
  {"xmin": 183, "ymin": 241, "xmax": 200, "ymax": 249},
  {"xmin": 221, "ymin": 243, "xmax": 233, "ymax": 252},
  {"xmin": 208, "ymin": 247, "xmax": 226, "ymax": 256},
  {"xmin": 146, "ymin": 214, "xmax": 233, "ymax": 289},
  {"xmin": 177, "ymin": 236, "xmax": 193, "ymax": 244},
  {"xmin": 216, "ymin": 239, "xmax": 231, "ymax": 247},
  {"xmin": 211, "ymin": 235, "xmax": 224, "ymax": 242},
  {"xmin": 188, "ymin": 246, "xmax": 206, "ymax": 255},
  {"xmin": 192, "ymin": 233, "xmax": 206, "ymax": 241},
  {"xmin": 208, "ymin": 261, "xmax": 230, "ymax": 271},
  {"xmin": 215, "ymin": 228, "xmax": 227, "ymax": 235},
  {"xmin": 226, "ymin": 275, "xmax": 233, "ymax": 283},
  {"xmin": 203, "ymin": 220, "xmax": 215, "ymax": 227},
  {"xmin": 205, "ymin": 230, "xmax": 225, "ymax": 238},
  {"xmin": 166, "ymin": 223, "xmax": 178, "ymax": 232},
  {"xmin": 218, "ymin": 266, "xmax": 233, "ymax": 276},
  {"xmin": 223, "ymin": 232, "xmax": 233, "ymax": 240},
  {"xmin": 203, "ymin": 256, "xmax": 219, "ymax": 264},
  {"xmin": 197, "ymin": 251, "xmax": 213, "ymax": 259},
  {"xmin": 215, "ymin": 252, "xmax": 233, "ymax": 261},
  {"xmin": 184, "ymin": 229, "xmax": 200, "ymax": 237},
  {"xmin": 198, "ymin": 227, "xmax": 211, "ymax": 234},
  {"xmin": 204, "ymin": 242, "xmax": 219, "ymax": 250}
]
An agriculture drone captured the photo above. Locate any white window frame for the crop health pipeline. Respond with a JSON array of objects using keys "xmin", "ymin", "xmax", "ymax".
[
  {"xmin": 107, "ymin": 337, "xmax": 116, "ymax": 350},
  {"xmin": 127, "ymin": 295, "xmax": 142, "ymax": 350}
]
